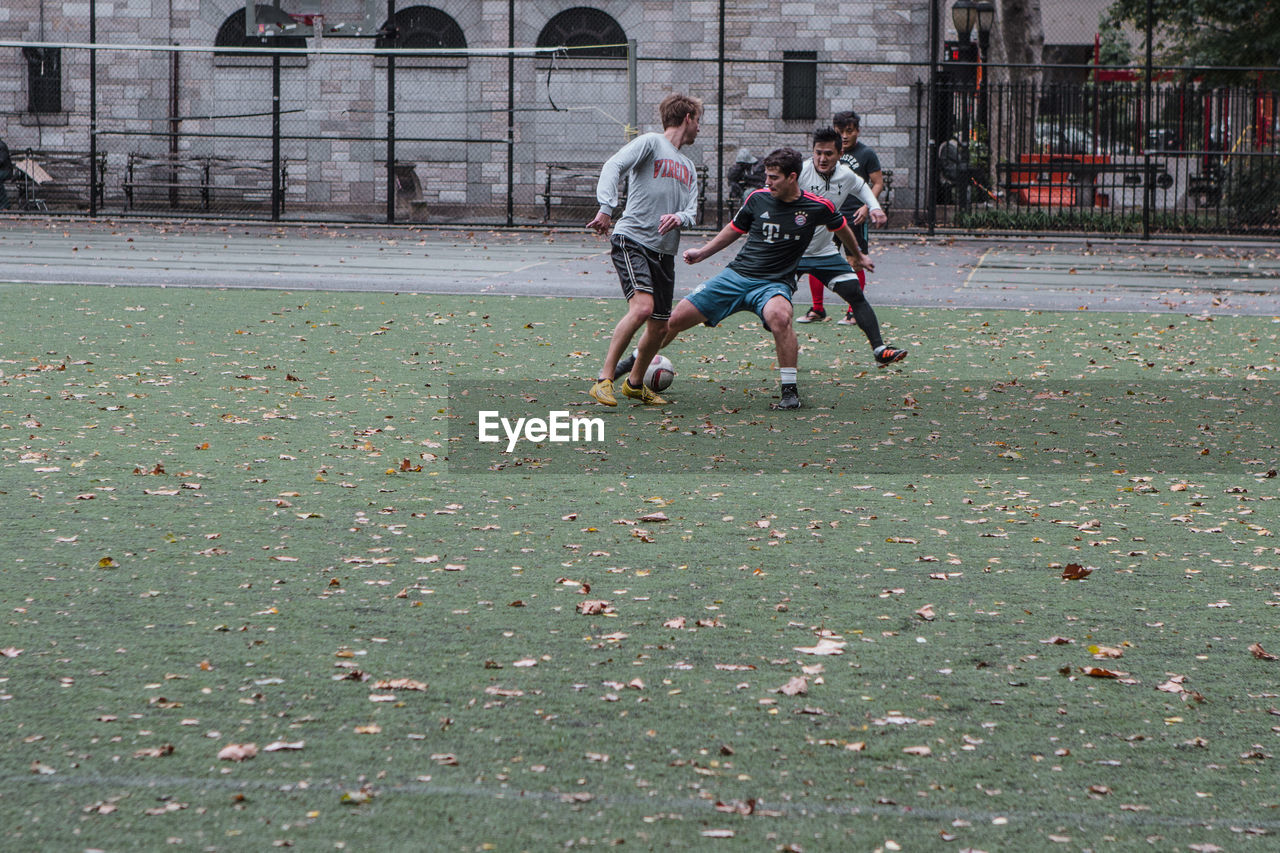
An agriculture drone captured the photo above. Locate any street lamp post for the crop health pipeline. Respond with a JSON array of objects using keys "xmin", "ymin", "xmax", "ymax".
[
  {"xmin": 975, "ymin": 1, "xmax": 994, "ymax": 57},
  {"xmin": 939, "ymin": 1, "xmax": 997, "ymax": 209},
  {"xmin": 952, "ymin": 0, "xmax": 977, "ymax": 43}
]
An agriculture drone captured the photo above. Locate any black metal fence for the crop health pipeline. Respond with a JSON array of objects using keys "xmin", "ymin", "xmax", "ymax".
[
  {"xmin": 3, "ymin": 39, "xmax": 1278, "ymax": 237},
  {"xmin": 935, "ymin": 76, "xmax": 1280, "ymax": 236}
]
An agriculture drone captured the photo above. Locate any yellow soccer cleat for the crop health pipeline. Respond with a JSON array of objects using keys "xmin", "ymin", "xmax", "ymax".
[
  {"xmin": 589, "ymin": 378, "xmax": 617, "ymax": 406},
  {"xmin": 620, "ymin": 379, "xmax": 669, "ymax": 406}
]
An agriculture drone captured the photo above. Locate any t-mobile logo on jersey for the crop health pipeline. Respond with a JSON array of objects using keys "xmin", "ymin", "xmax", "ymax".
[{"xmin": 761, "ymin": 222, "xmax": 781, "ymax": 242}]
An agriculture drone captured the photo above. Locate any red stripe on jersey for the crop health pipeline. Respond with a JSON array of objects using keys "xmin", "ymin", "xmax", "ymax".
[
  {"xmin": 800, "ymin": 190, "xmax": 837, "ymax": 212},
  {"xmin": 745, "ymin": 188, "xmax": 772, "ymax": 203}
]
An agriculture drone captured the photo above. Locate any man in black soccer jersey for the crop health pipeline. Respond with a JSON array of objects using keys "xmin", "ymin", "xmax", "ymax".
[{"xmin": 658, "ymin": 147, "xmax": 870, "ymax": 410}]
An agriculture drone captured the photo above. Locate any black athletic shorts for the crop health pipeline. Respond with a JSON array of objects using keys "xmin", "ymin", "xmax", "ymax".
[
  {"xmin": 841, "ymin": 215, "xmax": 870, "ymax": 255},
  {"xmin": 610, "ymin": 234, "xmax": 676, "ymax": 322}
]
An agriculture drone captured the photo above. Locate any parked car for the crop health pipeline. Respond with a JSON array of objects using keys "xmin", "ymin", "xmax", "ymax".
[
  {"xmin": 1145, "ymin": 127, "xmax": 1181, "ymax": 151},
  {"xmin": 1034, "ymin": 120, "xmax": 1098, "ymax": 155}
]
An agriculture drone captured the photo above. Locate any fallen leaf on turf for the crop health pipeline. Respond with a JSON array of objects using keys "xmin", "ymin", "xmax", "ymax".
[
  {"xmin": 83, "ymin": 802, "xmax": 119, "ymax": 815},
  {"xmin": 374, "ymin": 678, "xmax": 428, "ymax": 691},
  {"xmin": 431, "ymin": 753, "xmax": 459, "ymax": 765},
  {"xmin": 1082, "ymin": 666, "xmax": 1125, "ymax": 679},
  {"xmin": 1040, "ymin": 636, "xmax": 1074, "ymax": 645},
  {"xmin": 217, "ymin": 743, "xmax": 258, "ymax": 761},
  {"xmin": 263, "ymin": 741, "xmax": 305, "ymax": 752},
  {"xmin": 354, "ymin": 724, "xmax": 381, "ymax": 735},
  {"xmin": 1157, "ymin": 676, "xmax": 1188, "ymax": 693},
  {"xmin": 714, "ymin": 798, "xmax": 760, "ymax": 815},
  {"xmin": 485, "ymin": 686, "xmax": 523, "ymax": 697},
  {"xmin": 916, "ymin": 604, "xmax": 936, "ymax": 621},
  {"xmin": 902, "ymin": 745, "xmax": 932, "ymax": 756},
  {"xmin": 794, "ymin": 638, "xmax": 845, "ymax": 656},
  {"xmin": 775, "ymin": 676, "xmax": 808, "ymax": 696},
  {"xmin": 1062, "ymin": 563, "xmax": 1093, "ymax": 580},
  {"xmin": 144, "ymin": 802, "xmax": 188, "ymax": 815},
  {"xmin": 639, "ymin": 511, "xmax": 669, "ymax": 522},
  {"xmin": 1250, "ymin": 642, "xmax": 1278, "ymax": 661},
  {"xmin": 664, "ymin": 617, "xmax": 686, "ymax": 629},
  {"xmin": 577, "ymin": 600, "xmax": 613, "ymax": 615},
  {"xmin": 1089, "ymin": 645, "xmax": 1124, "ymax": 659},
  {"xmin": 133, "ymin": 744, "xmax": 175, "ymax": 758},
  {"xmin": 0, "ymin": 647, "xmax": 23, "ymax": 657},
  {"xmin": 700, "ymin": 829, "xmax": 735, "ymax": 838}
]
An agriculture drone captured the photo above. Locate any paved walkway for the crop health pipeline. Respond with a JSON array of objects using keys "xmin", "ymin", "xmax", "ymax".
[{"xmin": 3, "ymin": 218, "xmax": 1279, "ymax": 315}]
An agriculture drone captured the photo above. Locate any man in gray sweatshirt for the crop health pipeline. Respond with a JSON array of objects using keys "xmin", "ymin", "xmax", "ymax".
[{"xmin": 587, "ymin": 94, "xmax": 702, "ymax": 407}]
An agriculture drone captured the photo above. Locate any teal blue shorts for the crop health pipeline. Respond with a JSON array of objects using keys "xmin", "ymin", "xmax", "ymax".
[
  {"xmin": 684, "ymin": 268, "xmax": 792, "ymax": 329},
  {"xmin": 793, "ymin": 253, "xmax": 860, "ymax": 290}
]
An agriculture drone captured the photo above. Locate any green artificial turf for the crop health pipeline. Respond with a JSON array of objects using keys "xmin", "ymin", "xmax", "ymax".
[{"xmin": 1, "ymin": 283, "xmax": 1279, "ymax": 851}]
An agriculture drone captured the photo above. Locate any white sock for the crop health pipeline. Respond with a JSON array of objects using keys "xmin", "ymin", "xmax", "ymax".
[{"xmin": 780, "ymin": 367, "xmax": 797, "ymax": 386}]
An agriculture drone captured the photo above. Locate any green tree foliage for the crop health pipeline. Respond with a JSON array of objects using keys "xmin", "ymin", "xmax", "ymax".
[
  {"xmin": 1106, "ymin": 0, "xmax": 1280, "ymax": 76},
  {"xmin": 1096, "ymin": 11, "xmax": 1131, "ymax": 68}
]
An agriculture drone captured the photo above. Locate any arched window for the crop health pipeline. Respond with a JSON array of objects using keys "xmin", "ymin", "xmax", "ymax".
[
  {"xmin": 215, "ymin": 7, "xmax": 309, "ymax": 51},
  {"xmin": 215, "ymin": 6, "xmax": 308, "ymax": 66},
  {"xmin": 376, "ymin": 6, "xmax": 466, "ymax": 50},
  {"xmin": 536, "ymin": 7, "xmax": 626, "ymax": 59}
]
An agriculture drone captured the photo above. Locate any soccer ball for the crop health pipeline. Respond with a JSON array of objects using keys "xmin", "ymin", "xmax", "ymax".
[{"xmin": 644, "ymin": 355, "xmax": 676, "ymax": 392}]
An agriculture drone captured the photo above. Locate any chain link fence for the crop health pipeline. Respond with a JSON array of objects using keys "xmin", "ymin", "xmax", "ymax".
[{"xmin": 1, "ymin": 2, "xmax": 1277, "ymax": 237}]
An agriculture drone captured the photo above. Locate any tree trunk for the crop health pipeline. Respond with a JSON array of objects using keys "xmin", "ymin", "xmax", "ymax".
[
  {"xmin": 995, "ymin": 0, "xmax": 1044, "ymax": 87},
  {"xmin": 987, "ymin": 0, "xmax": 1045, "ymax": 195}
]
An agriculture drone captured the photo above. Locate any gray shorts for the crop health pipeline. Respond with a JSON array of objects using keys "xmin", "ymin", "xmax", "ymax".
[{"xmin": 610, "ymin": 235, "xmax": 676, "ymax": 322}]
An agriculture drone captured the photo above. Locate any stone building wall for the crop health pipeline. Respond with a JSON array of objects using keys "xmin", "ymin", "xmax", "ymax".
[{"xmin": 1, "ymin": 1, "xmax": 932, "ymax": 219}]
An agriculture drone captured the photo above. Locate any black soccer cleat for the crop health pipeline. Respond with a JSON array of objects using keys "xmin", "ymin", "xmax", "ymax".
[
  {"xmin": 875, "ymin": 346, "xmax": 908, "ymax": 366},
  {"xmin": 612, "ymin": 353, "xmax": 637, "ymax": 381},
  {"xmin": 771, "ymin": 383, "xmax": 802, "ymax": 410}
]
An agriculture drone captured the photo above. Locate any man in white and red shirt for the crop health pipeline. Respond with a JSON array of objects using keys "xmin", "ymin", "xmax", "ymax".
[{"xmin": 794, "ymin": 127, "xmax": 906, "ymax": 367}]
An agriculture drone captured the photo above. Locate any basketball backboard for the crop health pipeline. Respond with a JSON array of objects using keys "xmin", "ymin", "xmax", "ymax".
[{"xmin": 245, "ymin": 0, "xmax": 382, "ymax": 39}]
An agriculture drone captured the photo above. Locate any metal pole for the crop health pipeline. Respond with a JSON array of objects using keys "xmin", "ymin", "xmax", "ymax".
[
  {"xmin": 170, "ymin": 49, "xmax": 181, "ymax": 208},
  {"xmin": 1142, "ymin": 0, "xmax": 1153, "ymax": 240},
  {"xmin": 386, "ymin": 0, "xmax": 396, "ymax": 224},
  {"xmin": 506, "ymin": 0, "xmax": 515, "ymax": 226},
  {"xmin": 914, "ymin": 79, "xmax": 923, "ymax": 219},
  {"xmin": 271, "ymin": 53, "xmax": 281, "ymax": 221},
  {"xmin": 716, "ymin": 0, "xmax": 725, "ymax": 228},
  {"xmin": 89, "ymin": 0, "xmax": 97, "ymax": 217},
  {"xmin": 627, "ymin": 39, "xmax": 637, "ymax": 136},
  {"xmin": 926, "ymin": 0, "xmax": 940, "ymax": 234}
]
